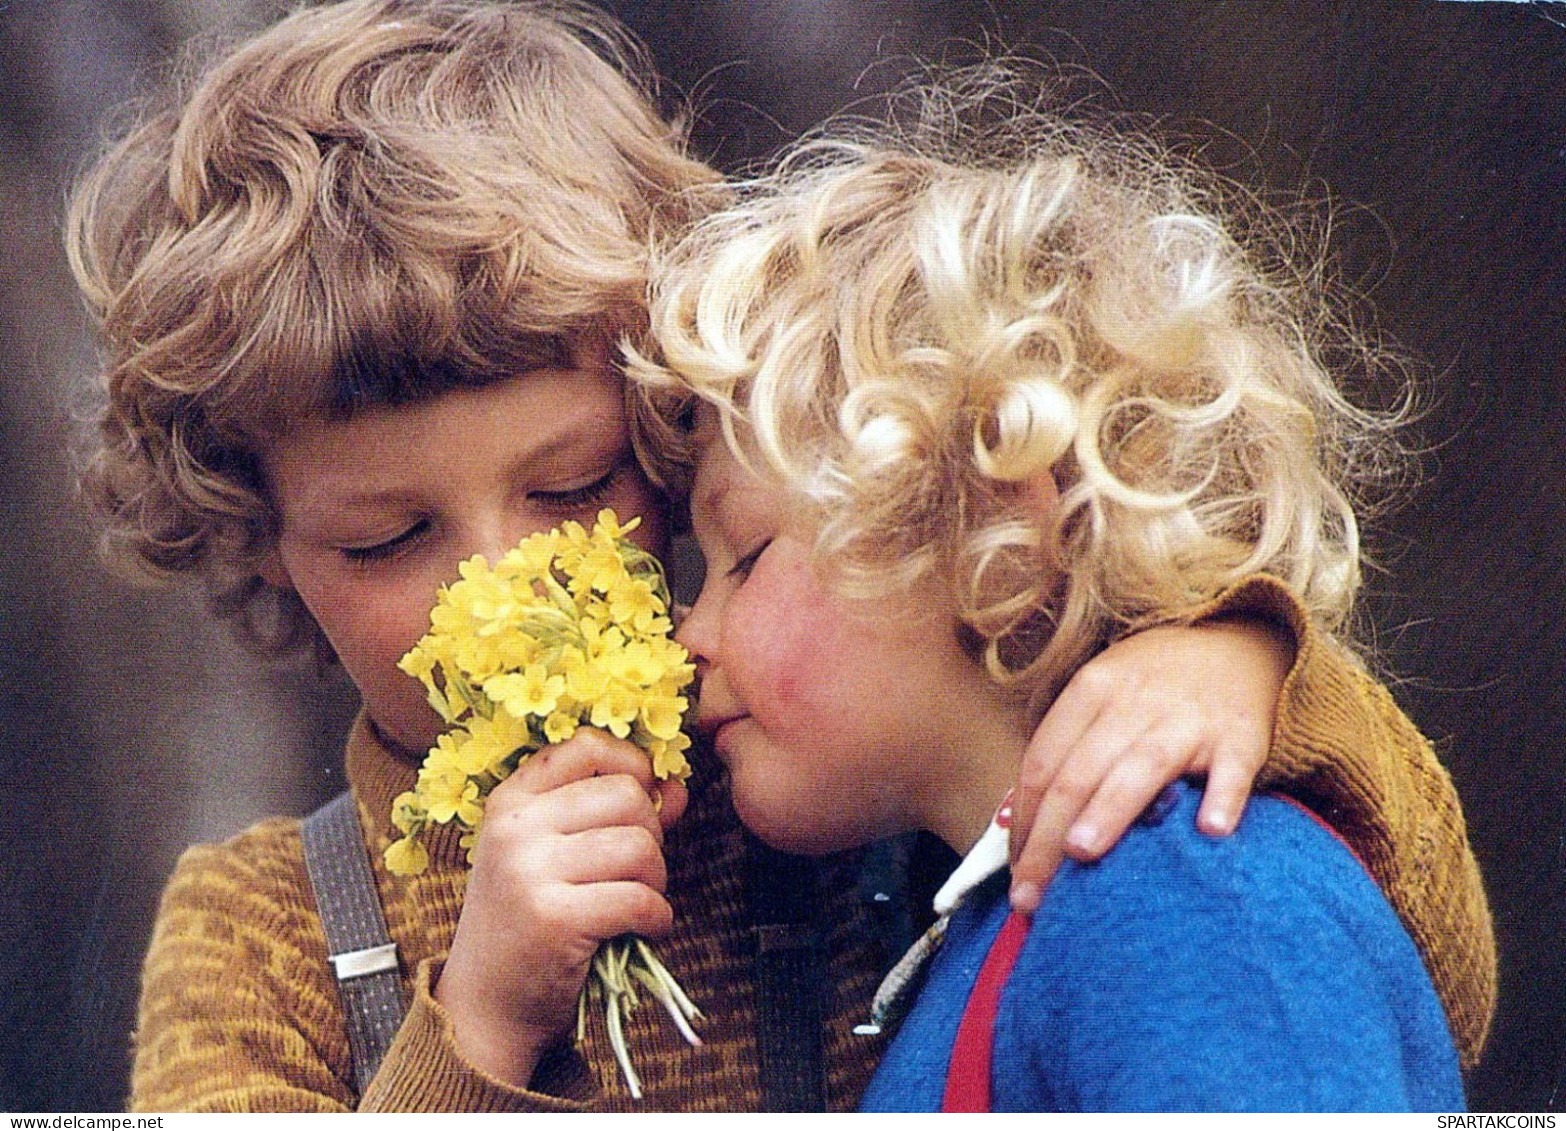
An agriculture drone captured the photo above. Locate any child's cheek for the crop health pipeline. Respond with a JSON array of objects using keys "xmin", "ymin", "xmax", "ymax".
[{"xmin": 729, "ymin": 542, "xmax": 845, "ymax": 723}]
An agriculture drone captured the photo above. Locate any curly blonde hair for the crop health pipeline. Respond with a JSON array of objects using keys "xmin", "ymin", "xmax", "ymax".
[
  {"xmin": 67, "ymin": 0, "xmax": 719, "ymax": 654},
  {"xmin": 629, "ymin": 80, "xmax": 1406, "ymax": 706}
]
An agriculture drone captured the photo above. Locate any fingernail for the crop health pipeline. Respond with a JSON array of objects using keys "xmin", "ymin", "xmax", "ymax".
[
  {"xmin": 1067, "ymin": 823, "xmax": 1100, "ymax": 855},
  {"xmin": 1010, "ymin": 881, "xmax": 1041, "ymax": 912},
  {"xmin": 1199, "ymin": 808, "xmax": 1234, "ymax": 836}
]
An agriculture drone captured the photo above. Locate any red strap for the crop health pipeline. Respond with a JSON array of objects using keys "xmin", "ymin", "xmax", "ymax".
[
  {"xmin": 1273, "ymin": 794, "xmax": 1369, "ymax": 871},
  {"xmin": 942, "ymin": 911, "xmax": 1032, "ymax": 1112}
]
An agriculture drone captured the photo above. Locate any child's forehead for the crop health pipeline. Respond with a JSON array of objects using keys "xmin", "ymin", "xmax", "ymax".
[
  {"xmin": 317, "ymin": 330, "xmax": 621, "ymax": 419},
  {"xmin": 265, "ymin": 365, "xmax": 635, "ymax": 495},
  {"xmin": 688, "ymin": 415, "xmax": 782, "ymax": 525}
]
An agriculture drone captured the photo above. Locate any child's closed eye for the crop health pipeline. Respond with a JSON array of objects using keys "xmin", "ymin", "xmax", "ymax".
[
  {"xmin": 341, "ymin": 519, "xmax": 433, "ymax": 565},
  {"xmin": 530, "ymin": 462, "xmax": 623, "ymax": 512},
  {"xmin": 728, "ymin": 539, "xmax": 771, "ymax": 579}
]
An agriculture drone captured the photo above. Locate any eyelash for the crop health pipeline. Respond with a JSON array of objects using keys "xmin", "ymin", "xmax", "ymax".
[
  {"xmin": 728, "ymin": 539, "xmax": 771, "ymax": 579},
  {"xmin": 342, "ymin": 519, "xmax": 432, "ymax": 565},
  {"xmin": 338, "ymin": 463, "xmax": 625, "ymax": 566},
  {"xmin": 532, "ymin": 463, "xmax": 623, "ymax": 510}
]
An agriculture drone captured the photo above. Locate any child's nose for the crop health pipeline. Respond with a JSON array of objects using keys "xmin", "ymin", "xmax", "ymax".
[
  {"xmin": 673, "ymin": 584, "xmax": 717, "ymax": 669},
  {"xmin": 474, "ymin": 514, "xmax": 544, "ymax": 564}
]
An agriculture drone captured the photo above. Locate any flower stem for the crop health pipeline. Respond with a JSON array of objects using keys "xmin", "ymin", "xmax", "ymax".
[{"xmin": 584, "ymin": 934, "xmax": 700, "ymax": 1100}]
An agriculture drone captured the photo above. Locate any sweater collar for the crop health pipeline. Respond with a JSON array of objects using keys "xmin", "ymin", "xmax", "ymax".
[
  {"xmin": 344, "ymin": 712, "xmax": 471, "ymax": 870},
  {"xmin": 862, "ymin": 794, "xmax": 1014, "ymax": 1034},
  {"xmin": 932, "ymin": 792, "xmax": 1014, "ymax": 915}
]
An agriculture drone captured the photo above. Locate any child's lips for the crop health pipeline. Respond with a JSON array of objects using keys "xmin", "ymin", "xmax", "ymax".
[{"xmin": 700, "ymin": 714, "xmax": 748, "ymax": 759}]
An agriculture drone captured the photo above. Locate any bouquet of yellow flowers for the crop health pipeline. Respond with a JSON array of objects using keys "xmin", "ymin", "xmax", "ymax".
[{"xmin": 384, "ymin": 509, "xmax": 699, "ymax": 1098}]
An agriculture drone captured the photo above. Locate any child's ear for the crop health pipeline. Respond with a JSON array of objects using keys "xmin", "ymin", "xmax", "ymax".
[{"xmin": 257, "ymin": 548, "xmax": 293, "ymax": 591}]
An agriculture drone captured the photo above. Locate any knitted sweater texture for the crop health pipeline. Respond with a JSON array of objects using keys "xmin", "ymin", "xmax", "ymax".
[
  {"xmin": 861, "ymin": 787, "xmax": 1465, "ymax": 1111},
  {"xmin": 127, "ymin": 577, "xmax": 1495, "ymax": 1111}
]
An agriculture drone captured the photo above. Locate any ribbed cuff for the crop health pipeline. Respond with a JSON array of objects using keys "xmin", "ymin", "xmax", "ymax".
[{"xmin": 358, "ymin": 960, "xmax": 598, "ymax": 1111}]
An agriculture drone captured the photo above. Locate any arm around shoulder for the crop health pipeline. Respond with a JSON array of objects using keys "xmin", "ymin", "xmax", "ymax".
[{"xmin": 1202, "ymin": 575, "xmax": 1495, "ymax": 1069}]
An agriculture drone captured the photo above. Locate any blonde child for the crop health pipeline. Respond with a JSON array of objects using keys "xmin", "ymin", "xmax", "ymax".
[
  {"xmin": 631, "ymin": 93, "xmax": 1478, "ymax": 1108},
  {"xmin": 67, "ymin": 0, "xmax": 1490, "ymax": 1111}
]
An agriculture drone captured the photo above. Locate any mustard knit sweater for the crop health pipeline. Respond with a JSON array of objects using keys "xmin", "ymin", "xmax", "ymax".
[{"xmin": 128, "ymin": 578, "xmax": 1495, "ymax": 1112}]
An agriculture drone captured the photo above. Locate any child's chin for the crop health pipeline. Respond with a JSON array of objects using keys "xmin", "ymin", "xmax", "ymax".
[{"xmin": 733, "ymin": 792, "xmax": 858, "ymax": 857}]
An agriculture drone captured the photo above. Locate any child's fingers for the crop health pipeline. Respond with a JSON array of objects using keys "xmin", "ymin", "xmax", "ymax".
[
  {"xmin": 473, "ymin": 771, "xmax": 668, "ymax": 884},
  {"xmin": 1028, "ymin": 706, "xmax": 1168, "ymax": 846},
  {"xmin": 561, "ymin": 881, "xmax": 675, "ymax": 941},
  {"xmin": 1060, "ymin": 723, "xmax": 1207, "ymax": 860},
  {"xmin": 1007, "ymin": 674, "xmax": 1108, "ymax": 873},
  {"xmin": 530, "ymin": 772, "xmax": 668, "ymax": 842},
  {"xmin": 1194, "ymin": 739, "xmax": 1260, "ymax": 836},
  {"xmin": 654, "ymin": 777, "xmax": 689, "ymax": 829},
  {"xmin": 1007, "ymin": 794, "xmax": 1072, "ymax": 914},
  {"xmin": 1009, "ymin": 706, "xmax": 1200, "ymax": 910},
  {"xmin": 549, "ymin": 824, "xmax": 669, "ymax": 892},
  {"xmin": 502, "ymin": 727, "xmax": 660, "ymax": 797},
  {"xmin": 1009, "ymin": 692, "xmax": 1144, "ymax": 908}
]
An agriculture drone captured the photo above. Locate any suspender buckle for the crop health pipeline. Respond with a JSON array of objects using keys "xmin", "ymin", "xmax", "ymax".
[{"xmin": 329, "ymin": 942, "xmax": 399, "ymax": 981}]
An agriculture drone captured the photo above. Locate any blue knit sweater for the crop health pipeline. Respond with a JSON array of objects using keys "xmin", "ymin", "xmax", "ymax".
[{"xmin": 860, "ymin": 784, "xmax": 1465, "ymax": 1112}]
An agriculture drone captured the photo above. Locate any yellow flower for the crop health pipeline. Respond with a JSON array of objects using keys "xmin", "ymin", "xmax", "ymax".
[
  {"xmin": 571, "ymin": 543, "xmax": 628, "ymax": 597},
  {"xmin": 391, "ymin": 791, "xmax": 426, "ymax": 835},
  {"xmin": 422, "ymin": 731, "xmax": 485, "ymax": 778},
  {"xmin": 384, "ymin": 836, "xmax": 430, "ymax": 876},
  {"xmin": 398, "ymin": 646, "xmax": 456, "ymax": 721},
  {"xmin": 389, "ymin": 508, "xmax": 700, "ymax": 1096},
  {"xmin": 607, "ymin": 576, "xmax": 667, "ymax": 635},
  {"xmin": 590, "ymin": 684, "xmax": 642, "ymax": 740},
  {"xmin": 463, "ymin": 711, "xmax": 534, "ymax": 774},
  {"xmin": 459, "ymin": 828, "xmax": 481, "ymax": 865},
  {"xmin": 453, "ymin": 633, "xmax": 507, "ymax": 687},
  {"xmin": 486, "ymin": 663, "xmax": 566, "ymax": 719},
  {"xmin": 593, "ymin": 508, "xmax": 640, "ymax": 542},
  {"xmin": 602, "ymin": 638, "xmax": 668, "ymax": 688},
  {"xmin": 649, "ymin": 733, "xmax": 693, "ymax": 780},
  {"xmin": 501, "ymin": 530, "xmax": 561, "ymax": 577},
  {"xmin": 640, "ymin": 693, "xmax": 688, "ymax": 741},
  {"xmin": 397, "ymin": 644, "xmax": 436, "ymax": 684},
  {"xmin": 391, "ymin": 509, "xmax": 692, "ymax": 868},
  {"xmin": 563, "ymin": 648, "xmax": 611, "ymax": 702},
  {"xmin": 544, "ymin": 711, "xmax": 579, "ymax": 745},
  {"xmin": 421, "ymin": 771, "xmax": 484, "ymax": 827}
]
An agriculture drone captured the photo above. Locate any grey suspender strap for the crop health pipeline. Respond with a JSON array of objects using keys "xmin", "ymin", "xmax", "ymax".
[
  {"xmin": 744, "ymin": 833, "xmax": 828, "ymax": 1111},
  {"xmin": 301, "ymin": 792, "xmax": 406, "ymax": 1096}
]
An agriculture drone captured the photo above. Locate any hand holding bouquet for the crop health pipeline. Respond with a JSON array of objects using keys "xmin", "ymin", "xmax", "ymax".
[{"xmin": 384, "ymin": 509, "xmax": 699, "ymax": 1098}]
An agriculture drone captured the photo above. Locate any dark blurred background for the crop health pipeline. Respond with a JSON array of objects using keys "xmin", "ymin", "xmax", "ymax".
[{"xmin": 2, "ymin": 0, "xmax": 1562, "ymax": 1113}]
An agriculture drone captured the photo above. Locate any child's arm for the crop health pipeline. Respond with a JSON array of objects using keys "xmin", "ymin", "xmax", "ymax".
[
  {"xmin": 128, "ymin": 832, "xmax": 611, "ymax": 1113},
  {"xmin": 1238, "ymin": 575, "xmax": 1495, "ymax": 1071},
  {"xmin": 129, "ymin": 730, "xmax": 683, "ymax": 1112},
  {"xmin": 129, "ymin": 829, "xmax": 365, "ymax": 1112},
  {"xmin": 1006, "ymin": 574, "xmax": 1494, "ymax": 1070},
  {"xmin": 1005, "ymin": 614, "xmax": 1291, "ymax": 911}
]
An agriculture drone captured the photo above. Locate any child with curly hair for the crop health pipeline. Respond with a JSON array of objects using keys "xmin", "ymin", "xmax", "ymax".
[
  {"xmin": 631, "ymin": 91, "xmax": 1476, "ymax": 1109},
  {"xmin": 67, "ymin": 0, "xmax": 1489, "ymax": 1111}
]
